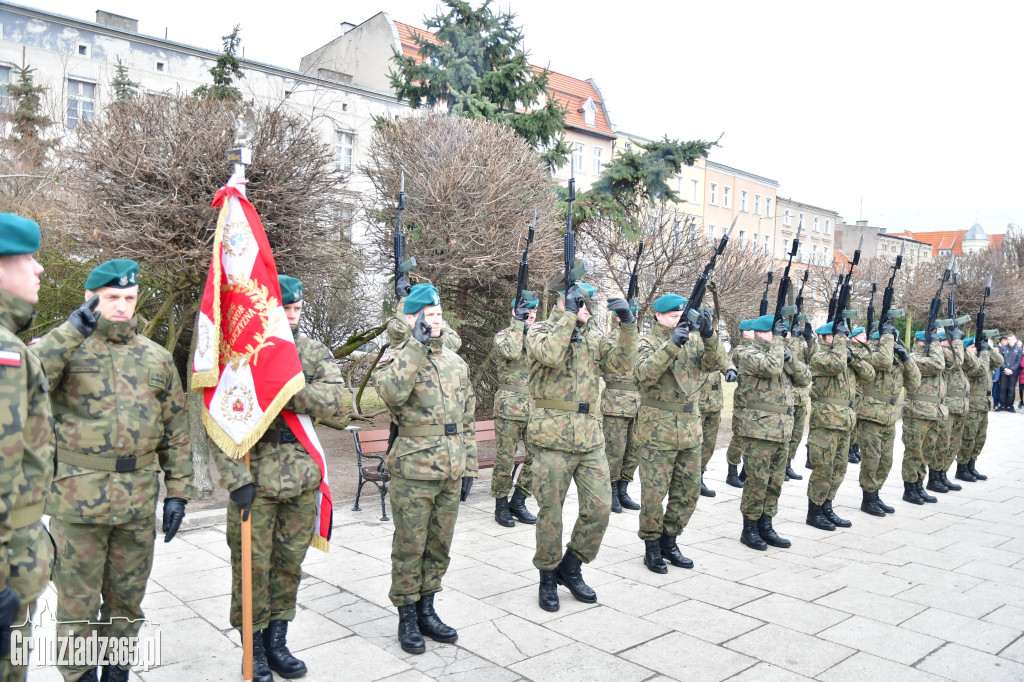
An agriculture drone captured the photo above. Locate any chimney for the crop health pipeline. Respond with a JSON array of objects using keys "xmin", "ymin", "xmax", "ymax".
[
  {"xmin": 96, "ymin": 10, "xmax": 138, "ymax": 32},
  {"xmin": 340, "ymin": 22, "xmax": 357, "ymax": 34},
  {"xmin": 855, "ymin": 220, "xmax": 868, "ymax": 226}
]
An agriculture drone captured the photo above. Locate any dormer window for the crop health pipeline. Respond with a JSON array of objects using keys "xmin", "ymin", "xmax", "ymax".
[{"xmin": 580, "ymin": 98, "xmax": 597, "ymax": 126}]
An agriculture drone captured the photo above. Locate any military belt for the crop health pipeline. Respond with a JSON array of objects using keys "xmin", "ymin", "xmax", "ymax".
[
  {"xmin": 604, "ymin": 382, "xmax": 637, "ymax": 391},
  {"xmin": 818, "ymin": 397, "xmax": 856, "ymax": 409},
  {"xmin": 747, "ymin": 400, "xmax": 794, "ymax": 416},
  {"xmin": 57, "ymin": 447, "xmax": 155, "ymax": 473},
  {"xmin": 907, "ymin": 394, "xmax": 941, "ymax": 404},
  {"xmin": 641, "ymin": 398, "xmax": 695, "ymax": 413},
  {"xmin": 261, "ymin": 428, "xmax": 298, "ymax": 444},
  {"xmin": 498, "ymin": 384, "xmax": 529, "ymax": 394},
  {"xmin": 397, "ymin": 423, "xmax": 461, "ymax": 437},
  {"xmin": 535, "ymin": 400, "xmax": 591, "ymax": 413},
  {"xmin": 11, "ymin": 501, "xmax": 44, "ymax": 530},
  {"xmin": 700, "ymin": 383, "xmax": 721, "ymax": 392},
  {"xmin": 864, "ymin": 389, "xmax": 898, "ymax": 406}
]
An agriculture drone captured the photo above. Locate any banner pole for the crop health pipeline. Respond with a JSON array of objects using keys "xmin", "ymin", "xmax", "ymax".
[{"xmin": 242, "ymin": 450, "xmax": 254, "ymax": 681}]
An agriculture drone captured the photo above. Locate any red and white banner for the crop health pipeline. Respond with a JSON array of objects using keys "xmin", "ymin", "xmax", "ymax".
[{"xmin": 192, "ymin": 172, "xmax": 331, "ymax": 551}]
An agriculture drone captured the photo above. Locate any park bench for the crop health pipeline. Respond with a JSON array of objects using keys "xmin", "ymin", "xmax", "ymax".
[{"xmin": 347, "ymin": 419, "xmax": 525, "ymax": 521}]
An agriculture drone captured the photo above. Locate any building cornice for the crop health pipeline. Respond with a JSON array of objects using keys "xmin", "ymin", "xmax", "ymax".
[
  {"xmin": 705, "ymin": 161, "xmax": 778, "ymax": 187},
  {"xmin": 776, "ymin": 196, "xmax": 839, "ymax": 216}
]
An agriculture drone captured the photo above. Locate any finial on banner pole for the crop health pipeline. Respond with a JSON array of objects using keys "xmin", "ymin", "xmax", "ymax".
[{"xmin": 228, "ymin": 107, "xmax": 256, "ymax": 179}]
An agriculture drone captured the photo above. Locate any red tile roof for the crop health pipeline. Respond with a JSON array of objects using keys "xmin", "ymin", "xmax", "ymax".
[
  {"xmin": 393, "ymin": 21, "xmax": 613, "ymax": 138},
  {"xmin": 990, "ymin": 233, "xmax": 1005, "ymax": 249}
]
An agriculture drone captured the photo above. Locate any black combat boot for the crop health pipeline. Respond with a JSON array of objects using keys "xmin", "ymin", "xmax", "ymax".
[
  {"xmin": 786, "ymin": 459, "xmax": 803, "ymax": 481},
  {"xmin": 903, "ymin": 480, "xmax": 924, "ymax": 505},
  {"xmin": 494, "ymin": 496, "xmax": 515, "ymax": 527},
  {"xmin": 99, "ymin": 667, "xmax": 129, "ymax": 682},
  {"xmin": 610, "ymin": 481, "xmax": 622, "ymax": 513},
  {"xmin": 538, "ymin": 570, "xmax": 559, "ymax": 612},
  {"xmin": 738, "ymin": 466, "xmax": 747, "ymax": 483},
  {"xmin": 955, "ymin": 462, "xmax": 977, "ymax": 482},
  {"xmin": 658, "ymin": 533, "xmax": 693, "ymax": 568},
  {"xmin": 556, "ymin": 549, "xmax": 597, "ymax": 603},
  {"xmin": 617, "ymin": 481, "xmax": 640, "ymax": 510},
  {"xmin": 806, "ymin": 500, "xmax": 836, "ymax": 531},
  {"xmin": 822, "ymin": 500, "xmax": 852, "ymax": 528},
  {"xmin": 860, "ymin": 489, "xmax": 886, "ymax": 517},
  {"xmin": 509, "ymin": 489, "xmax": 537, "ymax": 524},
  {"xmin": 415, "ymin": 593, "xmax": 458, "ymax": 643},
  {"xmin": 757, "ymin": 514, "xmax": 791, "ymax": 548},
  {"xmin": 77, "ymin": 671, "xmax": 98, "ymax": 682},
  {"xmin": 876, "ymin": 491, "xmax": 895, "ymax": 514},
  {"xmin": 726, "ymin": 464, "xmax": 744, "ymax": 488},
  {"xmin": 805, "ymin": 453, "xmax": 814, "ymax": 470},
  {"xmin": 916, "ymin": 480, "xmax": 937, "ymax": 503},
  {"xmin": 969, "ymin": 459, "xmax": 988, "ymax": 481},
  {"xmin": 740, "ymin": 517, "xmax": 767, "ymax": 551},
  {"xmin": 926, "ymin": 469, "xmax": 948, "ymax": 493},
  {"xmin": 939, "ymin": 470, "xmax": 961, "ymax": 491},
  {"xmin": 643, "ymin": 540, "xmax": 668, "ymax": 573},
  {"xmin": 263, "ymin": 620, "xmax": 307, "ymax": 678},
  {"xmin": 244, "ymin": 629, "xmax": 275, "ymax": 681},
  {"xmin": 848, "ymin": 443, "xmax": 861, "ymax": 464},
  {"xmin": 700, "ymin": 475, "xmax": 716, "ymax": 498},
  {"xmin": 397, "ymin": 604, "xmax": 426, "ymax": 654}
]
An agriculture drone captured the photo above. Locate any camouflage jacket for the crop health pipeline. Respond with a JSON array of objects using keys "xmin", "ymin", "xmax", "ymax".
[
  {"xmin": 212, "ymin": 333, "xmax": 344, "ymax": 497},
  {"xmin": 493, "ymin": 321, "xmax": 533, "ymax": 421},
  {"xmin": 787, "ymin": 336, "xmax": 815, "ymax": 403},
  {"xmin": 635, "ymin": 321, "xmax": 727, "ymax": 451},
  {"xmin": 525, "ymin": 307, "xmax": 637, "ymax": 453},
  {"xmin": 0, "ymin": 290, "xmax": 54, "ymax": 584},
  {"xmin": 34, "ymin": 316, "xmax": 193, "ymax": 524},
  {"xmin": 904, "ymin": 342, "xmax": 947, "ymax": 421},
  {"xmin": 967, "ymin": 347, "xmax": 1003, "ymax": 411},
  {"xmin": 729, "ymin": 339, "xmax": 748, "ymax": 414},
  {"xmin": 808, "ymin": 335, "xmax": 875, "ymax": 432},
  {"xmin": 376, "ymin": 335, "xmax": 477, "ymax": 480},
  {"xmin": 601, "ymin": 327, "xmax": 640, "ymax": 419},
  {"xmin": 733, "ymin": 336, "xmax": 811, "ymax": 443},
  {"xmin": 942, "ymin": 341, "xmax": 973, "ymax": 416},
  {"xmin": 856, "ymin": 334, "xmax": 921, "ymax": 427},
  {"xmin": 697, "ymin": 347, "xmax": 735, "ymax": 414}
]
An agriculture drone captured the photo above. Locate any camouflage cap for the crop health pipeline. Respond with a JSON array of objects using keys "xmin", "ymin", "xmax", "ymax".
[
  {"xmin": 278, "ymin": 275, "xmax": 303, "ymax": 304},
  {"xmin": 653, "ymin": 294, "xmax": 687, "ymax": 313},
  {"xmin": 815, "ymin": 321, "xmax": 835, "ymax": 335},
  {"xmin": 85, "ymin": 259, "xmax": 139, "ymax": 290},
  {"xmin": 403, "ymin": 282, "xmax": 441, "ymax": 314},
  {"xmin": 0, "ymin": 213, "xmax": 41, "ymax": 256}
]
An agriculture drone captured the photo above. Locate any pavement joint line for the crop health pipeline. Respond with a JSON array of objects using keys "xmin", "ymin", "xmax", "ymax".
[{"xmin": 995, "ymin": 631, "xmax": 1024, "ymax": 657}]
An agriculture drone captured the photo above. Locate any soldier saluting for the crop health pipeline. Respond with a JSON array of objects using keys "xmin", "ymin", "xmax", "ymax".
[{"xmin": 33, "ymin": 259, "xmax": 194, "ymax": 682}]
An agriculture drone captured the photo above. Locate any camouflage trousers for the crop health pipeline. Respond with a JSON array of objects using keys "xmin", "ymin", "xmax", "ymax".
[
  {"xmin": 857, "ymin": 419, "xmax": 895, "ymax": 493},
  {"xmin": 961, "ymin": 410, "xmax": 989, "ymax": 462},
  {"xmin": 531, "ymin": 445, "xmax": 611, "ymax": 571},
  {"xmin": 807, "ymin": 427, "xmax": 852, "ymax": 505},
  {"xmin": 388, "ymin": 476, "xmax": 460, "ymax": 606},
  {"xmin": 618, "ymin": 426, "xmax": 640, "ymax": 483},
  {"xmin": 638, "ymin": 445, "xmax": 701, "ymax": 541},
  {"xmin": 227, "ymin": 489, "xmax": 315, "ymax": 631},
  {"xmin": 491, "ymin": 418, "xmax": 534, "ymax": 498},
  {"xmin": 938, "ymin": 412, "xmax": 967, "ymax": 471},
  {"xmin": 901, "ymin": 417, "xmax": 942, "ymax": 483},
  {"xmin": 726, "ymin": 414, "xmax": 743, "ymax": 467},
  {"xmin": 50, "ymin": 516, "xmax": 154, "ymax": 681},
  {"xmin": 0, "ymin": 522, "xmax": 54, "ymax": 682},
  {"xmin": 700, "ymin": 410, "xmax": 722, "ymax": 472},
  {"xmin": 737, "ymin": 436, "xmax": 788, "ymax": 520},
  {"xmin": 602, "ymin": 415, "xmax": 635, "ymax": 482},
  {"xmin": 787, "ymin": 400, "xmax": 808, "ymax": 464}
]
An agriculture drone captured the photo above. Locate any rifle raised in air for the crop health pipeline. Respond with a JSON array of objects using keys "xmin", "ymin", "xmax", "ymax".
[
  {"xmin": 759, "ymin": 271, "xmax": 773, "ymax": 316},
  {"xmin": 681, "ymin": 216, "xmax": 736, "ymax": 329},
  {"xmin": 975, "ymin": 274, "xmax": 993, "ymax": 352},
  {"xmin": 865, "ymin": 277, "xmax": 877, "ymax": 340},
  {"xmin": 772, "ymin": 224, "xmax": 801, "ymax": 330},
  {"xmin": 625, "ymin": 239, "xmax": 644, "ymax": 309},
  {"xmin": 924, "ymin": 254, "xmax": 954, "ymax": 354},
  {"xmin": 938, "ymin": 257, "xmax": 971, "ymax": 332},
  {"xmin": 514, "ymin": 209, "xmax": 538, "ymax": 312},
  {"xmin": 790, "ymin": 268, "xmax": 810, "ymax": 329},
  {"xmin": 878, "ymin": 241, "xmax": 906, "ymax": 338},
  {"xmin": 393, "ymin": 170, "xmax": 416, "ymax": 299}
]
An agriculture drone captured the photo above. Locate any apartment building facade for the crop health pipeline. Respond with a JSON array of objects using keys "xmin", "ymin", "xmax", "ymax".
[{"xmin": 703, "ymin": 161, "xmax": 779, "ymax": 254}]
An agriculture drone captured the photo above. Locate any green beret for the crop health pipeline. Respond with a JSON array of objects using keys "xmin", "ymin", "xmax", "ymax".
[
  {"xmin": 278, "ymin": 275, "xmax": 303, "ymax": 304},
  {"xmin": 85, "ymin": 259, "xmax": 139, "ymax": 290},
  {"xmin": 851, "ymin": 326, "xmax": 866, "ymax": 336},
  {"xmin": 751, "ymin": 314, "xmax": 774, "ymax": 332},
  {"xmin": 511, "ymin": 298, "xmax": 538, "ymax": 310},
  {"xmin": 738, "ymin": 319, "xmax": 755, "ymax": 331},
  {"xmin": 0, "ymin": 214, "xmax": 41, "ymax": 256},
  {"xmin": 653, "ymin": 294, "xmax": 687, "ymax": 313},
  {"xmin": 963, "ymin": 336, "xmax": 975, "ymax": 346},
  {"xmin": 403, "ymin": 283, "xmax": 441, "ymax": 314},
  {"xmin": 915, "ymin": 330, "xmax": 926, "ymax": 341},
  {"xmin": 815, "ymin": 321, "xmax": 835, "ymax": 335}
]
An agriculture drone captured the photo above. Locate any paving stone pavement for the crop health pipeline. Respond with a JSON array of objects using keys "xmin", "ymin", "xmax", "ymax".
[{"xmin": 27, "ymin": 411, "xmax": 1024, "ymax": 681}]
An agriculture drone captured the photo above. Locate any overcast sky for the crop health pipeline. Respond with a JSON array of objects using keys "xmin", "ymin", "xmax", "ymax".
[{"xmin": 29, "ymin": 0, "xmax": 1024, "ymax": 234}]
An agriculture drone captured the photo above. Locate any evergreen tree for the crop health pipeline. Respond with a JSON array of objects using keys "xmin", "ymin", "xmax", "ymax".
[
  {"xmin": 389, "ymin": 0, "xmax": 571, "ymax": 168},
  {"xmin": 5, "ymin": 63, "xmax": 56, "ymax": 168},
  {"xmin": 110, "ymin": 57, "xmax": 140, "ymax": 101},
  {"xmin": 193, "ymin": 25, "xmax": 244, "ymax": 101}
]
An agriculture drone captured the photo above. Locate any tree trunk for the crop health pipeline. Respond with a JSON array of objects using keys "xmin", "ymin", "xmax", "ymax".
[{"xmin": 186, "ymin": 317, "xmax": 214, "ymax": 498}]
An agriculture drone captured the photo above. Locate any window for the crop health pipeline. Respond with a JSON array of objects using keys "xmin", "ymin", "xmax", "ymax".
[
  {"xmin": 723, "ymin": 186, "xmax": 732, "ymax": 209},
  {"xmin": 66, "ymin": 78, "xmax": 96, "ymax": 128},
  {"xmin": 0, "ymin": 66, "xmax": 10, "ymax": 113},
  {"xmin": 764, "ymin": 234, "xmax": 770, "ymax": 252},
  {"xmin": 572, "ymin": 142, "xmax": 584, "ymax": 172},
  {"xmin": 581, "ymin": 98, "xmax": 597, "ymax": 126},
  {"xmin": 691, "ymin": 179, "xmax": 699, "ymax": 204},
  {"xmin": 708, "ymin": 224, "xmax": 715, "ymax": 241},
  {"xmin": 783, "ymin": 238, "xmax": 790, "ymax": 256},
  {"xmin": 334, "ymin": 130, "xmax": 354, "ymax": 170},
  {"xmin": 784, "ymin": 209, "xmax": 792, "ymax": 226},
  {"xmin": 765, "ymin": 197, "xmax": 773, "ymax": 218},
  {"xmin": 738, "ymin": 229, "xmax": 746, "ymax": 245},
  {"xmin": 798, "ymin": 213, "xmax": 804, "ymax": 229},
  {"xmin": 825, "ymin": 219, "xmax": 831, "ymax": 234},
  {"xmin": 709, "ymin": 183, "xmax": 718, "ymax": 205},
  {"xmin": 740, "ymin": 190, "xmax": 748, "ymax": 212},
  {"xmin": 77, "ymin": 43, "xmax": 90, "ymax": 58},
  {"xmin": 754, "ymin": 194, "xmax": 761, "ymax": 215},
  {"xmin": 340, "ymin": 204, "xmax": 355, "ymax": 241},
  {"xmin": 155, "ymin": 60, "xmax": 166, "ymax": 73},
  {"xmin": 813, "ymin": 217, "xmax": 819, "ymax": 232},
  {"xmin": 592, "ymin": 146, "xmax": 602, "ymax": 174}
]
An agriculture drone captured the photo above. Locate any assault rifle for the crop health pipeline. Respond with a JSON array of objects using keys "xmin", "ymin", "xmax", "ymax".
[
  {"xmin": 938, "ymin": 257, "xmax": 971, "ymax": 332},
  {"xmin": 682, "ymin": 216, "xmax": 735, "ymax": 329},
  {"xmin": 833, "ymin": 234, "xmax": 864, "ymax": 326},
  {"xmin": 865, "ymin": 278, "xmax": 877, "ymax": 340},
  {"xmin": 514, "ymin": 210, "xmax": 538, "ymax": 312},
  {"xmin": 790, "ymin": 268, "xmax": 810, "ymax": 329},
  {"xmin": 924, "ymin": 254, "xmax": 954, "ymax": 354},
  {"xmin": 975, "ymin": 274, "xmax": 992, "ymax": 352},
  {"xmin": 563, "ymin": 158, "xmax": 584, "ymax": 341},
  {"xmin": 625, "ymin": 240, "xmax": 644, "ymax": 311},
  {"xmin": 878, "ymin": 241, "xmax": 906, "ymax": 337},
  {"xmin": 826, "ymin": 273, "xmax": 843, "ymax": 323},
  {"xmin": 393, "ymin": 171, "xmax": 416, "ymax": 300},
  {"xmin": 759, "ymin": 271, "xmax": 773, "ymax": 316},
  {"xmin": 772, "ymin": 224, "xmax": 801, "ymax": 331}
]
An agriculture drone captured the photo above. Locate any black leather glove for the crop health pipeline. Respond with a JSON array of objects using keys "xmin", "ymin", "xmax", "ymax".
[
  {"xmin": 699, "ymin": 308, "xmax": 714, "ymax": 338},
  {"xmin": 513, "ymin": 298, "xmax": 532, "ymax": 322},
  {"xmin": 928, "ymin": 330, "xmax": 942, "ymax": 343},
  {"xmin": 724, "ymin": 368, "xmax": 738, "ymax": 382},
  {"xmin": 68, "ymin": 295, "xmax": 100, "ymax": 338},
  {"xmin": 949, "ymin": 327, "xmax": 965, "ymax": 342},
  {"xmin": 792, "ymin": 322, "xmax": 804, "ymax": 338},
  {"xmin": 564, "ymin": 286, "xmax": 585, "ymax": 314},
  {"xmin": 833, "ymin": 318, "xmax": 849, "ymax": 338},
  {"xmin": 0, "ymin": 587, "xmax": 21, "ymax": 659},
  {"xmin": 881, "ymin": 320, "xmax": 898, "ymax": 338},
  {"xmin": 784, "ymin": 349, "xmax": 792, "ymax": 363},
  {"xmin": 606, "ymin": 297, "xmax": 635, "ymax": 324},
  {"xmin": 412, "ymin": 310, "xmax": 432, "ymax": 344},
  {"xmin": 162, "ymin": 498, "xmax": 187, "ymax": 542},
  {"xmin": 894, "ymin": 343, "xmax": 911, "ymax": 363},
  {"xmin": 460, "ymin": 476, "xmax": 473, "ymax": 502},
  {"xmin": 395, "ymin": 275, "xmax": 412, "ymax": 300},
  {"xmin": 772, "ymin": 317, "xmax": 789, "ymax": 338},
  {"xmin": 802, "ymin": 322, "xmax": 813, "ymax": 342},
  {"xmin": 980, "ymin": 339, "xmax": 991, "ymax": 352},
  {"xmin": 230, "ymin": 483, "xmax": 256, "ymax": 523},
  {"xmin": 846, "ymin": 347, "xmax": 854, "ymax": 364},
  {"xmin": 671, "ymin": 320, "xmax": 690, "ymax": 347}
]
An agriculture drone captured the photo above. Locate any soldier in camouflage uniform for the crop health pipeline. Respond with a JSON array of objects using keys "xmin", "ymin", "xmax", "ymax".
[
  {"xmin": 209, "ymin": 275, "xmax": 345, "ymax": 681},
  {"xmin": 33, "ymin": 259, "xmax": 193, "ymax": 682},
  {"xmin": 0, "ymin": 215, "xmax": 59, "ymax": 682},
  {"xmin": 602, "ymin": 324, "xmax": 640, "ymax": 514},
  {"xmin": 526, "ymin": 280, "xmax": 636, "ymax": 611},
  {"xmin": 901, "ymin": 330, "xmax": 946, "ymax": 504},
  {"xmin": 697, "ymin": 337, "xmax": 737, "ymax": 498},
  {"xmin": 929, "ymin": 328, "xmax": 975, "ymax": 494},
  {"xmin": 491, "ymin": 298, "xmax": 538, "ymax": 527},
  {"xmin": 785, "ymin": 318, "xmax": 815, "ymax": 482},
  {"xmin": 635, "ymin": 295, "xmax": 726, "ymax": 572},
  {"xmin": 375, "ymin": 283, "xmax": 476, "ymax": 653},
  {"xmin": 960, "ymin": 336, "xmax": 1002, "ymax": 481},
  {"xmin": 725, "ymin": 323, "xmax": 756, "ymax": 488},
  {"xmin": 855, "ymin": 323, "xmax": 920, "ymax": 516},
  {"xmin": 805, "ymin": 319, "xmax": 875, "ymax": 531}
]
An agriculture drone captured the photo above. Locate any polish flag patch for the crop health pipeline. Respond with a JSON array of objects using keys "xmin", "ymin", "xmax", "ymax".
[{"xmin": 0, "ymin": 350, "xmax": 22, "ymax": 367}]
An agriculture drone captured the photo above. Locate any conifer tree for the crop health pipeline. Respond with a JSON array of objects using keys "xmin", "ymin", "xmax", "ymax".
[
  {"xmin": 193, "ymin": 25, "xmax": 244, "ymax": 101},
  {"xmin": 110, "ymin": 57, "xmax": 140, "ymax": 101},
  {"xmin": 5, "ymin": 63, "xmax": 56, "ymax": 168}
]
